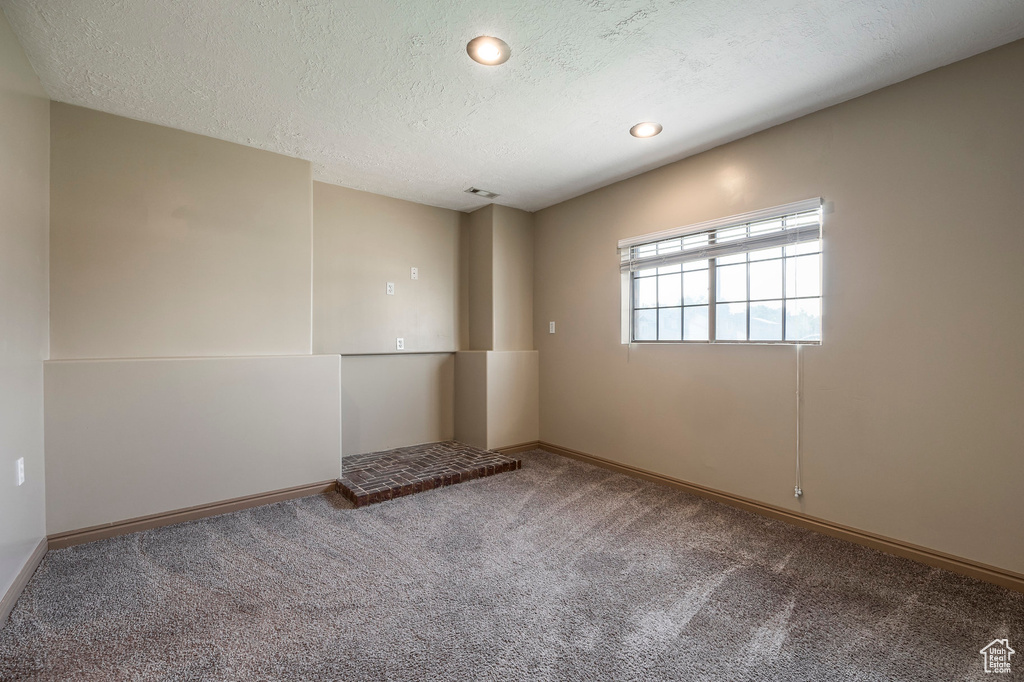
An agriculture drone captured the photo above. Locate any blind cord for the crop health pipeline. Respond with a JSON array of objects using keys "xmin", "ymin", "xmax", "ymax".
[{"xmin": 795, "ymin": 343, "xmax": 803, "ymax": 498}]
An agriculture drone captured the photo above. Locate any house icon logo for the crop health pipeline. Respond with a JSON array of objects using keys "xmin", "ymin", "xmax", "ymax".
[{"xmin": 980, "ymin": 639, "xmax": 1015, "ymax": 674}]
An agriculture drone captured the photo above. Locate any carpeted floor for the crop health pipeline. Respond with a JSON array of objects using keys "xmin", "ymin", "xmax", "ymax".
[{"xmin": 1, "ymin": 449, "xmax": 1021, "ymax": 681}]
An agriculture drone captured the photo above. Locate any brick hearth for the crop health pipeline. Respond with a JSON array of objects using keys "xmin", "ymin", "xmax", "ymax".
[{"xmin": 336, "ymin": 441, "xmax": 522, "ymax": 507}]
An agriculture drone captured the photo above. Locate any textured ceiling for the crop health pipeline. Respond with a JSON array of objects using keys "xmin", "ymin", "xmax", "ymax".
[{"xmin": 3, "ymin": 1, "xmax": 1024, "ymax": 212}]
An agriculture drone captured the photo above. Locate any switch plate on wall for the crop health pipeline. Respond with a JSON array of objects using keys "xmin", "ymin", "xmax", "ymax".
[
  {"xmin": 396, "ymin": 337, "xmax": 405, "ymax": 350},
  {"xmin": 386, "ymin": 282, "xmax": 395, "ymax": 295},
  {"xmin": 16, "ymin": 457, "xmax": 25, "ymax": 486},
  {"xmin": 549, "ymin": 321, "xmax": 556, "ymax": 334},
  {"xmin": 410, "ymin": 267, "xmax": 418, "ymax": 280}
]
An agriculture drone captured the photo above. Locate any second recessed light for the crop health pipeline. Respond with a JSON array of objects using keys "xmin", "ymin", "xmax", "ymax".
[
  {"xmin": 467, "ymin": 36, "xmax": 511, "ymax": 65},
  {"xmin": 630, "ymin": 122, "xmax": 663, "ymax": 138}
]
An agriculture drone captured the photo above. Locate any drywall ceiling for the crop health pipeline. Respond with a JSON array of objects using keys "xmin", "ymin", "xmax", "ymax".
[{"xmin": 3, "ymin": 1, "xmax": 1023, "ymax": 212}]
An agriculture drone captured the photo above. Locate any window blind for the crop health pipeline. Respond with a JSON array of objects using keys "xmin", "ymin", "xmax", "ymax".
[{"xmin": 618, "ymin": 198, "xmax": 823, "ymax": 273}]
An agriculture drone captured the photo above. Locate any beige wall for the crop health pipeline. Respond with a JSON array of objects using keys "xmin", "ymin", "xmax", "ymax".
[
  {"xmin": 492, "ymin": 206, "xmax": 535, "ymax": 352},
  {"xmin": 49, "ymin": 103, "xmax": 313, "ymax": 359},
  {"xmin": 457, "ymin": 205, "xmax": 538, "ymax": 448},
  {"xmin": 454, "ymin": 351, "xmax": 539, "ymax": 450},
  {"xmin": 486, "ymin": 351, "xmax": 539, "ymax": 449},
  {"xmin": 313, "ymin": 182, "xmax": 461, "ymax": 355},
  {"xmin": 312, "ymin": 182, "xmax": 461, "ymax": 455},
  {"xmin": 43, "ymin": 108, "xmax": 345, "ymax": 537},
  {"xmin": 533, "ymin": 40, "xmax": 1024, "ymax": 574},
  {"xmin": 465, "ymin": 204, "xmax": 535, "ymax": 351},
  {"xmin": 341, "ymin": 354, "xmax": 454, "ymax": 456},
  {"xmin": 458, "ymin": 213, "xmax": 470, "ymax": 350},
  {"xmin": 467, "ymin": 205, "xmax": 494, "ymax": 350},
  {"xmin": 454, "ymin": 352, "xmax": 489, "ymax": 449},
  {"xmin": 0, "ymin": 9, "xmax": 49, "ymax": 606},
  {"xmin": 44, "ymin": 356, "xmax": 342, "ymax": 534}
]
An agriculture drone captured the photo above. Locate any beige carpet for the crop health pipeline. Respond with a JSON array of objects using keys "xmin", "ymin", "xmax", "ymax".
[{"xmin": 1, "ymin": 449, "xmax": 1021, "ymax": 681}]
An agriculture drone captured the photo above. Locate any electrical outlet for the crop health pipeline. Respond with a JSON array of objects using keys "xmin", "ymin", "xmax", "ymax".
[
  {"xmin": 16, "ymin": 457, "xmax": 25, "ymax": 486},
  {"xmin": 410, "ymin": 267, "xmax": 418, "ymax": 280},
  {"xmin": 396, "ymin": 337, "xmax": 405, "ymax": 351},
  {"xmin": 549, "ymin": 321, "xmax": 556, "ymax": 334},
  {"xmin": 386, "ymin": 282, "xmax": 395, "ymax": 295}
]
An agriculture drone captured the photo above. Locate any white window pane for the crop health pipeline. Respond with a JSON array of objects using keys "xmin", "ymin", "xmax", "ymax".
[
  {"xmin": 634, "ymin": 309, "xmax": 657, "ymax": 340},
  {"xmin": 716, "ymin": 263, "xmax": 747, "ymax": 302},
  {"xmin": 628, "ymin": 217, "xmax": 821, "ymax": 345},
  {"xmin": 750, "ymin": 259, "xmax": 782, "ymax": 300},
  {"xmin": 716, "ymin": 302, "xmax": 747, "ymax": 341},
  {"xmin": 635, "ymin": 276, "xmax": 657, "ymax": 308},
  {"xmin": 785, "ymin": 240, "xmax": 820, "ymax": 257},
  {"xmin": 786, "ymin": 298, "xmax": 821, "ymax": 342},
  {"xmin": 658, "ymin": 274, "xmax": 681, "ymax": 307},
  {"xmin": 749, "ymin": 247, "xmax": 782, "ymax": 261},
  {"xmin": 786, "ymin": 254, "xmax": 821, "ymax": 298},
  {"xmin": 750, "ymin": 300, "xmax": 783, "ymax": 341},
  {"xmin": 658, "ymin": 307, "xmax": 682, "ymax": 340},
  {"xmin": 683, "ymin": 269, "xmax": 709, "ymax": 305},
  {"xmin": 717, "ymin": 253, "xmax": 746, "ymax": 265},
  {"xmin": 684, "ymin": 306, "xmax": 708, "ymax": 341}
]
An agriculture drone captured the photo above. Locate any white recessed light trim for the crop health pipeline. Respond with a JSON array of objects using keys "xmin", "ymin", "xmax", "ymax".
[
  {"xmin": 465, "ymin": 187, "xmax": 500, "ymax": 199},
  {"xmin": 467, "ymin": 36, "xmax": 511, "ymax": 66},
  {"xmin": 629, "ymin": 122, "xmax": 663, "ymax": 138}
]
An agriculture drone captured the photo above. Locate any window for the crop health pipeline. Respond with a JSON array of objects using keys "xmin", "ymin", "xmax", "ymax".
[{"xmin": 620, "ymin": 199, "xmax": 823, "ymax": 344}]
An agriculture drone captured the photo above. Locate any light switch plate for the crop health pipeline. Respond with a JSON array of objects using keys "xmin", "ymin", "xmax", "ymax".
[
  {"xmin": 386, "ymin": 282, "xmax": 395, "ymax": 295},
  {"xmin": 16, "ymin": 457, "xmax": 25, "ymax": 486},
  {"xmin": 410, "ymin": 267, "xmax": 418, "ymax": 280},
  {"xmin": 396, "ymin": 337, "xmax": 405, "ymax": 351},
  {"xmin": 549, "ymin": 321, "xmax": 556, "ymax": 334}
]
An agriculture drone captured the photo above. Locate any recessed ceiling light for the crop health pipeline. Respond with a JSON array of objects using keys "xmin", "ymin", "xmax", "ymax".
[
  {"xmin": 629, "ymin": 122, "xmax": 663, "ymax": 138},
  {"xmin": 465, "ymin": 187, "xmax": 500, "ymax": 199},
  {"xmin": 466, "ymin": 36, "xmax": 511, "ymax": 66}
]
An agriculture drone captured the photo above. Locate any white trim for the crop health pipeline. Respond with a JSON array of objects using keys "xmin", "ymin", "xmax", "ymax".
[
  {"xmin": 620, "ymin": 271, "xmax": 631, "ymax": 344},
  {"xmin": 616, "ymin": 198, "xmax": 823, "ymax": 250}
]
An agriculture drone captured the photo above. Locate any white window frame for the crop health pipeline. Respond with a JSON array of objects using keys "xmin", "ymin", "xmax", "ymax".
[{"xmin": 619, "ymin": 199, "xmax": 824, "ymax": 345}]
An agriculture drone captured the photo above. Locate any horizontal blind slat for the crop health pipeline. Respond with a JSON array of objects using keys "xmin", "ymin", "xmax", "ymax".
[
  {"xmin": 620, "ymin": 223, "xmax": 820, "ymax": 272},
  {"xmin": 616, "ymin": 198, "xmax": 822, "ymax": 250}
]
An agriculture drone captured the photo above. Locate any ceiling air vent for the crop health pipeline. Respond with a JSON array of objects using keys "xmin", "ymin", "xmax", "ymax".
[{"xmin": 465, "ymin": 187, "xmax": 500, "ymax": 199}]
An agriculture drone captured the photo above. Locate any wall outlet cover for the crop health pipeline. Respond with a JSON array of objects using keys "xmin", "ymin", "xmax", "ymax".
[
  {"xmin": 410, "ymin": 267, "xmax": 418, "ymax": 280},
  {"xmin": 396, "ymin": 337, "xmax": 405, "ymax": 350},
  {"xmin": 386, "ymin": 282, "xmax": 395, "ymax": 295}
]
